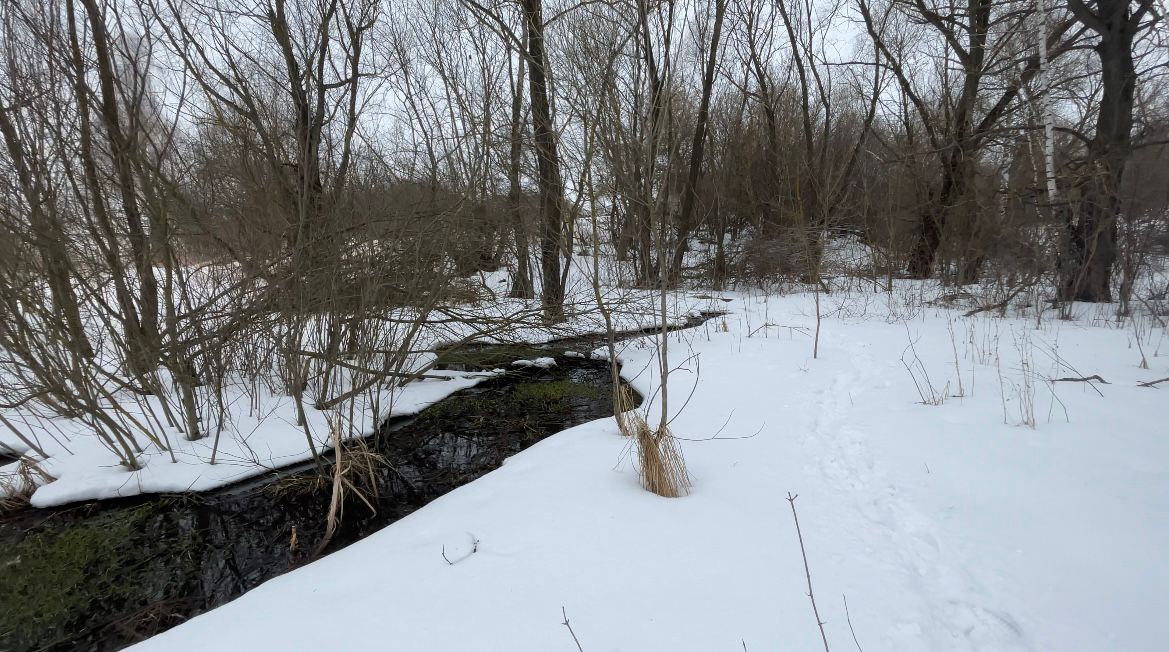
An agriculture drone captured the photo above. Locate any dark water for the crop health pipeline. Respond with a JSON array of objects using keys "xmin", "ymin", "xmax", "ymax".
[{"xmin": 0, "ymin": 355, "xmax": 631, "ymax": 652}]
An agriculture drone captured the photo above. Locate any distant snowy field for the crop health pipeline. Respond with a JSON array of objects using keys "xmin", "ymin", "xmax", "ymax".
[{"xmin": 124, "ymin": 285, "xmax": 1169, "ymax": 651}]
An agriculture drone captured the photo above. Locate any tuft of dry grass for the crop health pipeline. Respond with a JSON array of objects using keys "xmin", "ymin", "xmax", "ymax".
[
  {"xmin": 269, "ymin": 423, "xmax": 385, "ymax": 557},
  {"xmin": 614, "ymin": 384, "xmax": 637, "ymax": 437},
  {"xmin": 0, "ymin": 485, "xmax": 29, "ymax": 514},
  {"xmin": 0, "ymin": 458, "xmax": 53, "ymax": 514},
  {"xmin": 319, "ymin": 428, "xmax": 383, "ymax": 552},
  {"xmin": 271, "ymin": 434, "xmax": 384, "ymax": 501},
  {"xmin": 633, "ymin": 416, "xmax": 690, "ymax": 497}
]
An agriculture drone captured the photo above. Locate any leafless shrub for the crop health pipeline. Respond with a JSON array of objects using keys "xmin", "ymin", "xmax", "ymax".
[
  {"xmin": 1013, "ymin": 332, "xmax": 1038, "ymax": 429},
  {"xmin": 731, "ymin": 236, "xmax": 810, "ymax": 290}
]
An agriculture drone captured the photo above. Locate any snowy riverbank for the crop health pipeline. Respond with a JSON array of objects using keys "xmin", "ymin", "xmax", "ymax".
[{"xmin": 0, "ymin": 265, "xmax": 713, "ymax": 508}]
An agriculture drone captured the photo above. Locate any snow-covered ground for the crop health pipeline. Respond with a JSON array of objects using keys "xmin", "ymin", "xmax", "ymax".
[{"xmin": 126, "ymin": 286, "xmax": 1169, "ymax": 651}]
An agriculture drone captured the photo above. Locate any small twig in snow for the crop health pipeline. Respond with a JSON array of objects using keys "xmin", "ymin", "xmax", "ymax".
[
  {"xmin": 1138, "ymin": 377, "xmax": 1169, "ymax": 388},
  {"xmin": 843, "ymin": 594, "xmax": 865, "ymax": 652},
  {"xmin": 787, "ymin": 493, "xmax": 830, "ymax": 652},
  {"xmin": 442, "ymin": 533, "xmax": 480, "ymax": 565},
  {"xmin": 561, "ymin": 606, "xmax": 585, "ymax": 652}
]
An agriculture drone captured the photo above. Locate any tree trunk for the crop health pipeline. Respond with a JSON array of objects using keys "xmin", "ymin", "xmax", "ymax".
[
  {"xmin": 0, "ymin": 106, "xmax": 92, "ymax": 357},
  {"xmin": 80, "ymin": 0, "xmax": 161, "ymax": 367},
  {"xmin": 908, "ymin": 148, "xmax": 967, "ymax": 278},
  {"xmin": 507, "ymin": 46, "xmax": 534, "ymax": 299},
  {"xmin": 712, "ymin": 197, "xmax": 727, "ymax": 289},
  {"xmin": 1061, "ymin": 0, "xmax": 1147, "ymax": 302},
  {"xmin": 521, "ymin": 0, "xmax": 566, "ymax": 322},
  {"xmin": 668, "ymin": 0, "xmax": 727, "ymax": 285}
]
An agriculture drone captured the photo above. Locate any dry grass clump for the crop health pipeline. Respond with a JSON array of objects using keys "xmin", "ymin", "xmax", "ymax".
[
  {"xmin": 316, "ymin": 426, "xmax": 384, "ymax": 555},
  {"xmin": 268, "ymin": 426, "xmax": 384, "ymax": 556},
  {"xmin": 0, "ymin": 482, "xmax": 29, "ymax": 514},
  {"xmin": 0, "ymin": 458, "xmax": 53, "ymax": 514},
  {"xmin": 271, "ymin": 433, "xmax": 384, "ymax": 500},
  {"xmin": 613, "ymin": 384, "xmax": 637, "ymax": 437},
  {"xmin": 632, "ymin": 415, "xmax": 690, "ymax": 498}
]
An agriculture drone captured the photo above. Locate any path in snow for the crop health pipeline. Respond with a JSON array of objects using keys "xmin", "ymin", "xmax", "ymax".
[{"xmin": 806, "ymin": 332, "xmax": 1032, "ymax": 651}]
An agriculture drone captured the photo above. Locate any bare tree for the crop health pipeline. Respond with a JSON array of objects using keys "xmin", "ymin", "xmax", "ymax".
[
  {"xmin": 859, "ymin": 0, "xmax": 1083, "ymax": 281},
  {"xmin": 1060, "ymin": 0, "xmax": 1162, "ymax": 302}
]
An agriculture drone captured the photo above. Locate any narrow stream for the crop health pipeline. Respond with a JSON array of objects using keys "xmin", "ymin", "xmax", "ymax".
[
  {"xmin": 0, "ymin": 348, "xmax": 629, "ymax": 651},
  {"xmin": 0, "ymin": 313, "xmax": 722, "ymax": 652}
]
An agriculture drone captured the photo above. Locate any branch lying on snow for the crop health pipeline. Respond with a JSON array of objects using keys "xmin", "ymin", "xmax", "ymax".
[
  {"xmin": 1052, "ymin": 375, "xmax": 1110, "ymax": 385},
  {"xmin": 441, "ymin": 533, "xmax": 479, "ymax": 565},
  {"xmin": 1138, "ymin": 377, "xmax": 1169, "ymax": 388},
  {"xmin": 963, "ymin": 282, "xmax": 1033, "ymax": 317},
  {"xmin": 787, "ymin": 493, "xmax": 831, "ymax": 652}
]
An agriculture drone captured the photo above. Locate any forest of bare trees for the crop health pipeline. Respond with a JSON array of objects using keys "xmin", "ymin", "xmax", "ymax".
[{"xmin": 0, "ymin": 0, "xmax": 1166, "ymax": 467}]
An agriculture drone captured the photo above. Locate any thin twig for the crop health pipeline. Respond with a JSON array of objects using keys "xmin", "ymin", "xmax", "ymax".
[
  {"xmin": 1138, "ymin": 377, "xmax": 1169, "ymax": 388},
  {"xmin": 843, "ymin": 594, "xmax": 864, "ymax": 652},
  {"xmin": 561, "ymin": 606, "xmax": 585, "ymax": 652},
  {"xmin": 442, "ymin": 533, "xmax": 480, "ymax": 565},
  {"xmin": 787, "ymin": 492, "xmax": 830, "ymax": 652}
]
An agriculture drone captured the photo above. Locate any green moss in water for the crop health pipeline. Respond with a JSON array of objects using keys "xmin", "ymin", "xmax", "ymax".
[
  {"xmin": 434, "ymin": 344, "xmax": 551, "ymax": 371},
  {"xmin": 416, "ymin": 392, "xmax": 493, "ymax": 423},
  {"xmin": 416, "ymin": 380, "xmax": 603, "ymax": 429},
  {"xmin": 0, "ymin": 501, "xmax": 191, "ymax": 649},
  {"xmin": 510, "ymin": 380, "xmax": 602, "ymax": 408}
]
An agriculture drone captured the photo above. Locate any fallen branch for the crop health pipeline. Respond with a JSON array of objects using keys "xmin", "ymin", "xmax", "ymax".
[
  {"xmin": 1052, "ymin": 375, "xmax": 1110, "ymax": 385},
  {"xmin": 441, "ymin": 533, "xmax": 480, "ymax": 565},
  {"xmin": 788, "ymin": 493, "xmax": 830, "ymax": 652},
  {"xmin": 963, "ymin": 282, "xmax": 1032, "ymax": 317},
  {"xmin": 1138, "ymin": 377, "xmax": 1169, "ymax": 388}
]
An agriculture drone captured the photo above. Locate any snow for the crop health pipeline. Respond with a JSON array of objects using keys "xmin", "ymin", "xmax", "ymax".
[
  {"xmin": 511, "ymin": 356, "xmax": 557, "ymax": 369},
  {"xmin": 124, "ymin": 287, "xmax": 1169, "ymax": 651}
]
